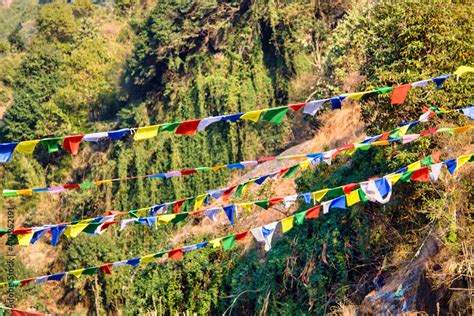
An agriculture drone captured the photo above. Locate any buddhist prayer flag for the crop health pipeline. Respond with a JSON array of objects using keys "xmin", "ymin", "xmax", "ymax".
[
  {"xmin": 0, "ymin": 143, "xmax": 18, "ymax": 163},
  {"xmin": 251, "ymin": 222, "xmax": 278, "ymax": 251},
  {"xmin": 223, "ymin": 205, "xmax": 235, "ymax": 225},
  {"xmin": 429, "ymin": 163, "xmax": 443, "ymax": 181},
  {"xmin": 305, "ymin": 205, "xmax": 320, "ymax": 219},
  {"xmin": 294, "ymin": 211, "xmax": 307, "ymax": 224},
  {"xmin": 159, "ymin": 122, "xmax": 181, "ymax": 132},
  {"xmin": 168, "ymin": 248, "xmax": 184, "ymax": 260},
  {"xmin": 63, "ymin": 135, "xmax": 84, "ymax": 155},
  {"xmin": 222, "ymin": 234, "xmax": 236, "ymax": 250},
  {"xmin": 454, "ymin": 66, "xmax": 474, "ymax": 78},
  {"xmin": 209, "ymin": 237, "xmax": 223, "ymax": 248},
  {"xmin": 390, "ymin": 84, "xmax": 411, "ymax": 104},
  {"xmin": 303, "ymin": 100, "xmax": 326, "ymax": 115},
  {"xmin": 261, "ymin": 106, "xmax": 289, "ymax": 124},
  {"xmin": 346, "ymin": 190, "xmax": 361, "ymax": 206},
  {"xmin": 108, "ymin": 128, "xmax": 129, "ymax": 140},
  {"xmin": 280, "ymin": 216, "xmax": 294, "ymax": 233},
  {"xmin": 330, "ymin": 96, "xmax": 344, "ymax": 110},
  {"xmin": 411, "ymin": 167, "xmax": 429, "ymax": 182},
  {"xmin": 432, "ymin": 75, "xmax": 451, "ymax": 89},
  {"xmin": 176, "ymin": 119, "xmax": 201, "ymax": 135},
  {"xmin": 15, "ymin": 140, "xmax": 40, "ymax": 155},
  {"xmin": 197, "ymin": 116, "xmax": 223, "ymax": 131},
  {"xmin": 134, "ymin": 125, "xmax": 159, "ymax": 141},
  {"xmin": 311, "ymin": 189, "xmax": 328, "ymax": 203},
  {"xmin": 342, "ymin": 91, "xmax": 370, "ymax": 101},
  {"xmin": 241, "ymin": 110, "xmax": 265, "ymax": 122},
  {"xmin": 375, "ymin": 87, "xmax": 393, "ymax": 94}
]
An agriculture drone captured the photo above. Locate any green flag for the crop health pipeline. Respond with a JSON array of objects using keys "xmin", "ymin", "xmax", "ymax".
[
  {"xmin": 222, "ymin": 234, "xmax": 236, "ymax": 250},
  {"xmin": 295, "ymin": 211, "xmax": 307, "ymax": 225},
  {"xmin": 254, "ymin": 200, "xmax": 270, "ymax": 209},
  {"xmin": 400, "ymin": 171, "xmax": 414, "ymax": 182},
  {"xmin": 375, "ymin": 87, "xmax": 393, "ymax": 94},
  {"xmin": 261, "ymin": 107, "xmax": 289, "ymax": 124},
  {"xmin": 41, "ymin": 137, "xmax": 62, "ymax": 153},
  {"xmin": 282, "ymin": 165, "xmax": 300, "ymax": 179},
  {"xmin": 82, "ymin": 222, "xmax": 103, "ymax": 234},
  {"xmin": 171, "ymin": 213, "xmax": 188, "ymax": 224},
  {"xmin": 81, "ymin": 266, "xmax": 100, "ymax": 276},
  {"xmin": 159, "ymin": 122, "xmax": 181, "ymax": 132}
]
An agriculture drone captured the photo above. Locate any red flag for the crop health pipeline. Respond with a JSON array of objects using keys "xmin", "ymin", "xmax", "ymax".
[
  {"xmin": 420, "ymin": 128, "xmax": 438, "ymax": 136},
  {"xmin": 337, "ymin": 143, "xmax": 355, "ymax": 153},
  {"xmin": 277, "ymin": 168, "xmax": 290, "ymax": 178},
  {"xmin": 175, "ymin": 120, "xmax": 201, "ymax": 135},
  {"xmin": 342, "ymin": 183, "xmax": 358, "ymax": 195},
  {"xmin": 19, "ymin": 278, "xmax": 34, "ymax": 288},
  {"xmin": 100, "ymin": 263, "xmax": 113, "ymax": 275},
  {"xmin": 173, "ymin": 199, "xmax": 185, "ymax": 214},
  {"xmin": 168, "ymin": 248, "xmax": 184, "ymax": 260},
  {"xmin": 258, "ymin": 156, "xmax": 276, "ymax": 163},
  {"xmin": 390, "ymin": 84, "xmax": 411, "ymax": 104},
  {"xmin": 64, "ymin": 184, "xmax": 80, "ymax": 190},
  {"xmin": 411, "ymin": 167, "xmax": 429, "ymax": 182},
  {"xmin": 305, "ymin": 205, "xmax": 320, "ymax": 219},
  {"xmin": 380, "ymin": 132, "xmax": 390, "ymax": 141},
  {"xmin": 269, "ymin": 197, "xmax": 283, "ymax": 207},
  {"xmin": 12, "ymin": 308, "xmax": 45, "ymax": 316},
  {"xmin": 12, "ymin": 228, "xmax": 32, "ymax": 235},
  {"xmin": 63, "ymin": 135, "xmax": 84, "ymax": 155},
  {"xmin": 100, "ymin": 220, "xmax": 120, "ymax": 232},
  {"xmin": 288, "ymin": 103, "xmax": 305, "ymax": 112},
  {"xmin": 235, "ymin": 231, "xmax": 248, "ymax": 241},
  {"xmin": 180, "ymin": 169, "xmax": 197, "ymax": 176},
  {"xmin": 221, "ymin": 186, "xmax": 236, "ymax": 202}
]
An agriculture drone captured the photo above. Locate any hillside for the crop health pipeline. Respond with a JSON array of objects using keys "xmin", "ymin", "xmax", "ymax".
[{"xmin": 0, "ymin": 0, "xmax": 472, "ymax": 315}]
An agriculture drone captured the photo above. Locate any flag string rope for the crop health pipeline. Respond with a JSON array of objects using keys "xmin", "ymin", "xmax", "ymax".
[
  {"xmin": 2, "ymin": 105, "xmax": 471, "ymax": 198},
  {"xmin": 4, "ymin": 120, "xmax": 472, "ymax": 243},
  {"xmin": 0, "ymin": 67, "xmax": 472, "ymax": 163},
  {"xmin": 4, "ymin": 151, "xmax": 472, "ymax": 247},
  {"xmin": 1, "ymin": 154, "xmax": 471, "ymax": 289}
]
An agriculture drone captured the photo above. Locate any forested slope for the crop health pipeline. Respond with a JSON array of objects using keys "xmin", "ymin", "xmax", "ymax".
[{"xmin": 0, "ymin": 0, "xmax": 472, "ymax": 314}]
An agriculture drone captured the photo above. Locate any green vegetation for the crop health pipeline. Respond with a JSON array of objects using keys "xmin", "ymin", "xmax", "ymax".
[{"xmin": 0, "ymin": 0, "xmax": 471, "ymax": 314}]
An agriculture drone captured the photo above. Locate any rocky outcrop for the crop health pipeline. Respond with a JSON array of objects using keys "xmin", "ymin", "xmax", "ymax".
[{"xmin": 359, "ymin": 233, "xmax": 447, "ymax": 314}]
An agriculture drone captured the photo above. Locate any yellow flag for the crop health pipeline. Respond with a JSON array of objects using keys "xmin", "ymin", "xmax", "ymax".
[
  {"xmin": 386, "ymin": 173, "xmax": 403, "ymax": 185},
  {"xmin": 407, "ymin": 160, "xmax": 421, "ymax": 172},
  {"xmin": 15, "ymin": 140, "xmax": 41, "ymax": 155},
  {"xmin": 241, "ymin": 110, "xmax": 265, "ymax": 122},
  {"xmin": 69, "ymin": 269, "xmax": 84, "ymax": 279},
  {"xmin": 398, "ymin": 124, "xmax": 411, "ymax": 137},
  {"xmin": 311, "ymin": 189, "xmax": 329, "ymax": 202},
  {"xmin": 453, "ymin": 125, "xmax": 473, "ymax": 134},
  {"xmin": 241, "ymin": 179, "xmax": 256, "ymax": 194},
  {"xmin": 300, "ymin": 160, "xmax": 311, "ymax": 170},
  {"xmin": 454, "ymin": 66, "xmax": 474, "ymax": 77},
  {"xmin": 157, "ymin": 214, "xmax": 176, "ymax": 225},
  {"xmin": 239, "ymin": 203, "xmax": 253, "ymax": 213},
  {"xmin": 457, "ymin": 154, "xmax": 471, "ymax": 169},
  {"xmin": 96, "ymin": 180, "xmax": 113, "ymax": 186},
  {"xmin": 194, "ymin": 194, "xmax": 207, "ymax": 211},
  {"xmin": 140, "ymin": 255, "xmax": 155, "ymax": 263},
  {"xmin": 280, "ymin": 216, "xmax": 294, "ymax": 233},
  {"xmin": 134, "ymin": 208, "xmax": 149, "ymax": 218},
  {"xmin": 343, "ymin": 148, "xmax": 356, "ymax": 156},
  {"xmin": 211, "ymin": 165, "xmax": 226, "ymax": 172},
  {"xmin": 64, "ymin": 223, "xmax": 89, "ymax": 239},
  {"xmin": 346, "ymin": 190, "xmax": 361, "ymax": 207},
  {"xmin": 17, "ymin": 189, "xmax": 33, "ymax": 196},
  {"xmin": 372, "ymin": 140, "xmax": 390, "ymax": 146},
  {"xmin": 341, "ymin": 91, "xmax": 370, "ymax": 101},
  {"xmin": 134, "ymin": 125, "xmax": 159, "ymax": 141},
  {"xmin": 17, "ymin": 233, "xmax": 34, "ymax": 246},
  {"xmin": 209, "ymin": 238, "xmax": 223, "ymax": 248}
]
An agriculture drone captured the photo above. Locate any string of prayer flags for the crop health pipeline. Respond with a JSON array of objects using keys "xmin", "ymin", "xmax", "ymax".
[
  {"xmin": 0, "ymin": 68, "xmax": 470, "ymax": 163},
  {"xmin": 8, "ymin": 164, "xmax": 462, "ymax": 290},
  {"xmin": 4, "ymin": 103, "xmax": 470, "ymax": 198},
  {"xmin": 5, "ymin": 153, "xmax": 471, "ymax": 247}
]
